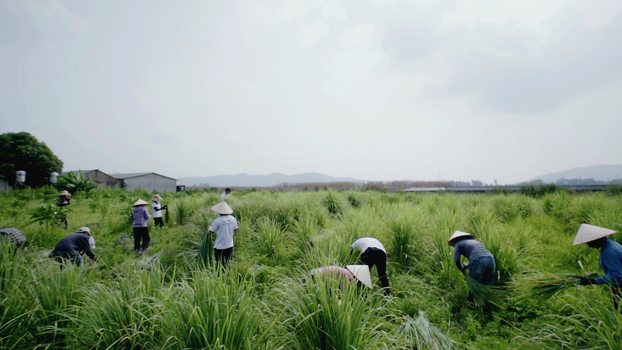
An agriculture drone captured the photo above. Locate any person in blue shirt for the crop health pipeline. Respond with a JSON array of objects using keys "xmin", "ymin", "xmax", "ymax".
[
  {"xmin": 573, "ymin": 224, "xmax": 622, "ymax": 308},
  {"xmin": 449, "ymin": 230, "xmax": 496, "ymax": 286}
]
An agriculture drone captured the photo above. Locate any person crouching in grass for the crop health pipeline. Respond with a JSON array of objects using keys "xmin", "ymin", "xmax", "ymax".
[
  {"xmin": 49, "ymin": 226, "xmax": 96, "ymax": 273},
  {"xmin": 449, "ymin": 230, "xmax": 496, "ymax": 286},
  {"xmin": 131, "ymin": 199, "xmax": 151, "ymax": 255},
  {"xmin": 208, "ymin": 201, "xmax": 238, "ymax": 267},
  {"xmin": 351, "ymin": 237, "xmax": 390, "ymax": 295},
  {"xmin": 573, "ymin": 224, "xmax": 622, "ymax": 309}
]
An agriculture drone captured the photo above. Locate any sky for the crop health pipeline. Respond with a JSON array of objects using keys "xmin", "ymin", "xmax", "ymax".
[{"xmin": 1, "ymin": 0, "xmax": 621, "ymax": 184}]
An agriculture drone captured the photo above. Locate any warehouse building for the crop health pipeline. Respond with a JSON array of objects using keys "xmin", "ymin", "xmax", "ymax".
[
  {"xmin": 114, "ymin": 172, "xmax": 177, "ymax": 193},
  {"xmin": 61, "ymin": 169, "xmax": 121, "ymax": 188}
]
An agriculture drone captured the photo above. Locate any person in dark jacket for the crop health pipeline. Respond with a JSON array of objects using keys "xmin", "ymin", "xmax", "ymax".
[
  {"xmin": 449, "ymin": 230, "xmax": 496, "ymax": 286},
  {"xmin": 49, "ymin": 227, "xmax": 96, "ymax": 272},
  {"xmin": 573, "ymin": 224, "xmax": 622, "ymax": 309}
]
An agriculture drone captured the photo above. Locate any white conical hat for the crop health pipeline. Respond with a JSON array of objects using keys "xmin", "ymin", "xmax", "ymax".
[
  {"xmin": 211, "ymin": 201, "xmax": 233, "ymax": 215},
  {"xmin": 133, "ymin": 199, "xmax": 149, "ymax": 207},
  {"xmin": 448, "ymin": 230, "xmax": 473, "ymax": 246},
  {"xmin": 346, "ymin": 265, "xmax": 372, "ymax": 289},
  {"xmin": 572, "ymin": 224, "xmax": 617, "ymax": 246}
]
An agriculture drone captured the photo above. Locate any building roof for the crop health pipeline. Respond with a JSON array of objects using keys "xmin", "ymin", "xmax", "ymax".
[
  {"xmin": 61, "ymin": 169, "xmax": 97, "ymax": 176},
  {"xmin": 403, "ymin": 187, "xmax": 447, "ymax": 192},
  {"xmin": 113, "ymin": 172, "xmax": 177, "ymax": 181}
]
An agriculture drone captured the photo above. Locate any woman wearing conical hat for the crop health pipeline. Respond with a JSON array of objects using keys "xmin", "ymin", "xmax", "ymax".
[
  {"xmin": 448, "ymin": 231, "xmax": 496, "ymax": 286},
  {"xmin": 310, "ymin": 265, "xmax": 373, "ymax": 290},
  {"xmin": 131, "ymin": 199, "xmax": 151, "ymax": 255},
  {"xmin": 573, "ymin": 224, "xmax": 622, "ymax": 308},
  {"xmin": 208, "ymin": 201, "xmax": 238, "ymax": 267}
]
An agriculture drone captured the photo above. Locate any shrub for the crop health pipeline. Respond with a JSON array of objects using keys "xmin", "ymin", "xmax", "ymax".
[
  {"xmin": 520, "ymin": 184, "xmax": 566, "ymax": 198},
  {"xmin": 322, "ymin": 191, "xmax": 344, "ymax": 215},
  {"xmin": 605, "ymin": 184, "xmax": 622, "ymax": 196}
]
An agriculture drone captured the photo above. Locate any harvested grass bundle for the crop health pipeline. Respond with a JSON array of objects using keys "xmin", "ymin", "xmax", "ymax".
[
  {"xmin": 398, "ymin": 311, "xmax": 456, "ymax": 350},
  {"xmin": 465, "ymin": 275, "xmax": 498, "ymax": 307},
  {"xmin": 512, "ymin": 272, "xmax": 598, "ymax": 300}
]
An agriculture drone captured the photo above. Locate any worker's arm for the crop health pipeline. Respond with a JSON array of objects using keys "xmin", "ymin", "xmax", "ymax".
[
  {"xmin": 454, "ymin": 247, "xmax": 466, "ymax": 272},
  {"xmin": 80, "ymin": 236, "xmax": 96, "ymax": 261},
  {"xmin": 594, "ymin": 251, "xmax": 622, "ymax": 285},
  {"xmin": 208, "ymin": 221, "xmax": 218, "ymax": 234}
]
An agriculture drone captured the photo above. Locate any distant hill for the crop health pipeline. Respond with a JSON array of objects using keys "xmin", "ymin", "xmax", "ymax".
[
  {"xmin": 531, "ymin": 164, "xmax": 622, "ymax": 183},
  {"xmin": 178, "ymin": 172, "xmax": 363, "ymax": 187}
]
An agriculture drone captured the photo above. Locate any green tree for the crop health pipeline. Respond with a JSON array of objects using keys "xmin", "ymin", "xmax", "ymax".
[
  {"xmin": 0, "ymin": 132, "xmax": 63, "ymax": 187},
  {"xmin": 56, "ymin": 170, "xmax": 98, "ymax": 194}
]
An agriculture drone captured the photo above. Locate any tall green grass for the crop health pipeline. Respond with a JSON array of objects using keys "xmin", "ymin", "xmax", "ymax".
[
  {"xmin": 256, "ymin": 218, "xmax": 285, "ymax": 258},
  {"xmin": 168, "ymin": 270, "xmax": 268, "ymax": 349},
  {"xmin": 276, "ymin": 276, "xmax": 392, "ymax": 349},
  {"xmin": 389, "ymin": 206, "xmax": 426, "ymax": 268},
  {"xmin": 184, "ymin": 208, "xmax": 216, "ymax": 268}
]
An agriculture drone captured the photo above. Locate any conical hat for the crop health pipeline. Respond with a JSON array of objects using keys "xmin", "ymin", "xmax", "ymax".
[
  {"xmin": 572, "ymin": 224, "xmax": 617, "ymax": 246},
  {"xmin": 448, "ymin": 230, "xmax": 473, "ymax": 246},
  {"xmin": 59, "ymin": 190, "xmax": 70, "ymax": 196},
  {"xmin": 211, "ymin": 201, "xmax": 233, "ymax": 215},
  {"xmin": 78, "ymin": 226, "xmax": 91, "ymax": 234},
  {"xmin": 346, "ymin": 265, "xmax": 372, "ymax": 289},
  {"xmin": 152, "ymin": 194, "xmax": 163, "ymax": 201},
  {"xmin": 133, "ymin": 199, "xmax": 149, "ymax": 207}
]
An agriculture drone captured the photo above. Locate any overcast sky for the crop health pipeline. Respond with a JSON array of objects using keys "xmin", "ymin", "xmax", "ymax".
[{"xmin": 1, "ymin": 0, "xmax": 621, "ymax": 184}]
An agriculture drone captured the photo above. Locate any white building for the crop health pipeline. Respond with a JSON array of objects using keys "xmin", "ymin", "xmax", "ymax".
[
  {"xmin": 0, "ymin": 175, "xmax": 8, "ymax": 193},
  {"xmin": 114, "ymin": 173, "xmax": 177, "ymax": 193}
]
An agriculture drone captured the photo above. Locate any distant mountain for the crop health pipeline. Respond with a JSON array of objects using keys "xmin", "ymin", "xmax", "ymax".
[
  {"xmin": 531, "ymin": 164, "xmax": 622, "ymax": 183},
  {"xmin": 178, "ymin": 172, "xmax": 363, "ymax": 187}
]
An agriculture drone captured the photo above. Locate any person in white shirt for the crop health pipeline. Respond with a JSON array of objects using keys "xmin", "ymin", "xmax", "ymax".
[
  {"xmin": 220, "ymin": 188, "xmax": 231, "ymax": 202},
  {"xmin": 151, "ymin": 194, "xmax": 167, "ymax": 228},
  {"xmin": 351, "ymin": 237, "xmax": 390, "ymax": 294},
  {"xmin": 208, "ymin": 201, "xmax": 238, "ymax": 267}
]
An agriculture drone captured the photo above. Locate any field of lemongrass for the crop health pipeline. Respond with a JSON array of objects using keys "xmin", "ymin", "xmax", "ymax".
[{"xmin": 1, "ymin": 187, "xmax": 622, "ymax": 349}]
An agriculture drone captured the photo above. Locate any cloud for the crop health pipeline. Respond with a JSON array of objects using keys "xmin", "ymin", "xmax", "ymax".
[{"xmin": 443, "ymin": 9, "xmax": 622, "ymax": 113}]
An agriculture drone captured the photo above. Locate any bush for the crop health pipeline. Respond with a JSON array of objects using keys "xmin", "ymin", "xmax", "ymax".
[
  {"xmin": 322, "ymin": 191, "xmax": 344, "ymax": 215},
  {"xmin": 520, "ymin": 184, "xmax": 567, "ymax": 198}
]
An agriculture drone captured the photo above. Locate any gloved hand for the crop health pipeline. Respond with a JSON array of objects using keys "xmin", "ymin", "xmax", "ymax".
[{"xmin": 579, "ymin": 276, "xmax": 595, "ymax": 285}]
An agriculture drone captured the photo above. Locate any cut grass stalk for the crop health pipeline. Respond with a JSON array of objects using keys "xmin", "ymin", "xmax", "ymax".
[
  {"xmin": 512, "ymin": 272, "xmax": 598, "ymax": 300},
  {"xmin": 398, "ymin": 311, "xmax": 456, "ymax": 350}
]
